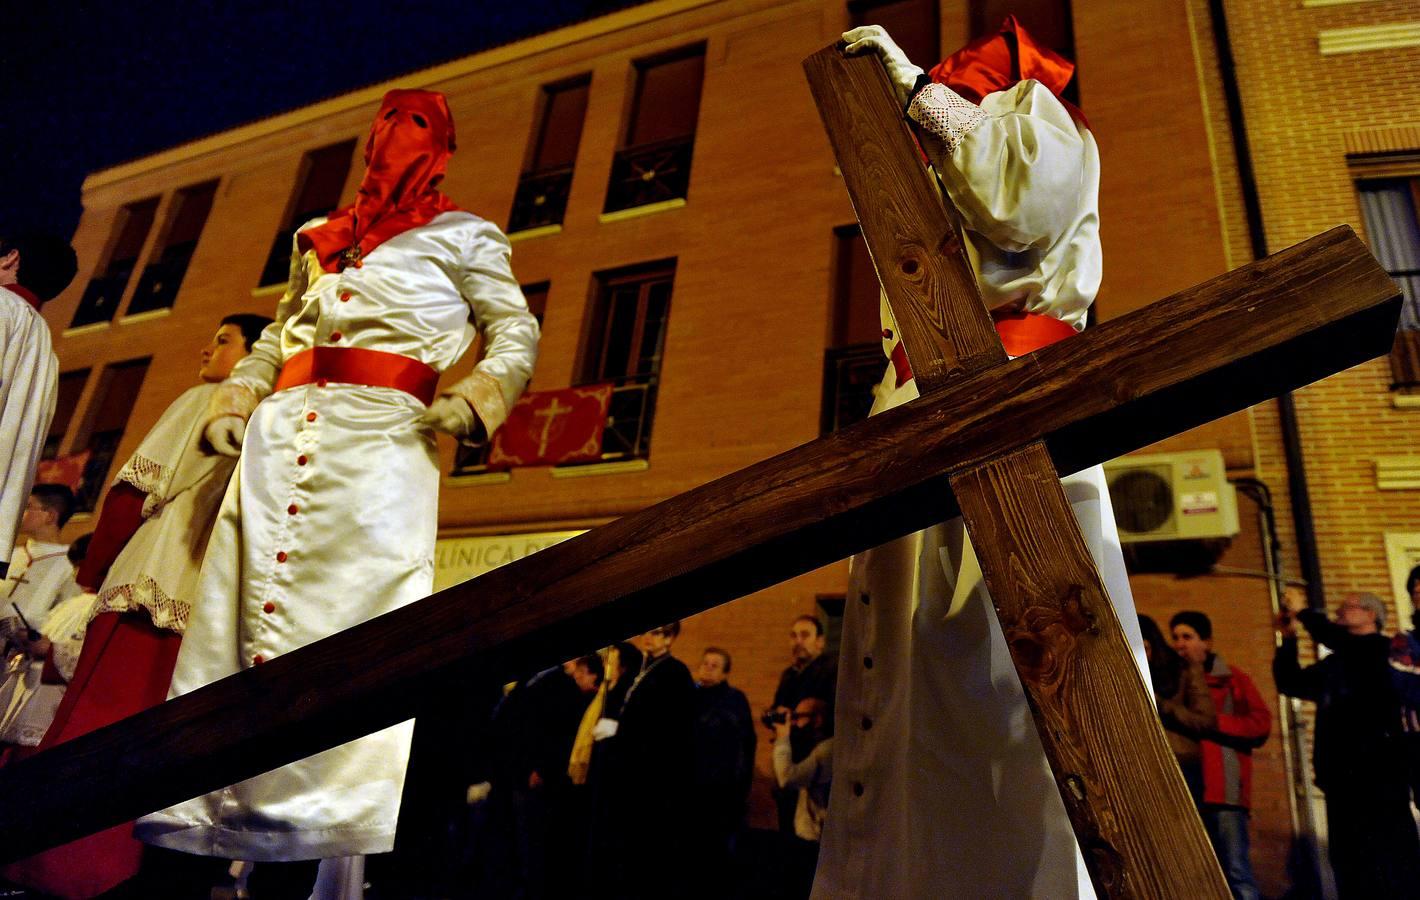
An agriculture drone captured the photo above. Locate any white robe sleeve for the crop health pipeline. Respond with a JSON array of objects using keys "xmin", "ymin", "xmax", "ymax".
[
  {"xmin": 226, "ymin": 231, "xmax": 312, "ymax": 400},
  {"xmin": 0, "ymin": 296, "xmax": 58, "ymax": 570},
  {"xmin": 448, "ymin": 220, "xmax": 540, "ymax": 435},
  {"xmin": 909, "ymin": 80, "xmax": 1089, "ymax": 253}
]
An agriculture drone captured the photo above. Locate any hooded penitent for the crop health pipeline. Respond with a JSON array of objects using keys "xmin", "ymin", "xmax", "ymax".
[
  {"xmin": 299, "ymin": 88, "xmax": 461, "ymax": 273},
  {"xmin": 928, "ymin": 15, "xmax": 1086, "ymax": 125}
]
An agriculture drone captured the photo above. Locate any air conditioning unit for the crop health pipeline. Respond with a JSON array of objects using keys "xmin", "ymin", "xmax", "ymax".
[{"xmin": 1103, "ymin": 450, "xmax": 1240, "ymax": 543}]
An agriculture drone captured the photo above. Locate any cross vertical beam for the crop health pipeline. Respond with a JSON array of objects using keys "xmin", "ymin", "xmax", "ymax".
[{"xmin": 802, "ymin": 45, "xmax": 1229, "ymax": 897}]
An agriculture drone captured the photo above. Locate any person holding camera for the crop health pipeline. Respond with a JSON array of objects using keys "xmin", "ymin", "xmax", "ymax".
[
  {"xmin": 773, "ymin": 696, "xmax": 834, "ymax": 896},
  {"xmin": 767, "ymin": 615, "xmax": 837, "ymax": 832},
  {"xmin": 1274, "ymin": 586, "xmax": 1420, "ymax": 897}
]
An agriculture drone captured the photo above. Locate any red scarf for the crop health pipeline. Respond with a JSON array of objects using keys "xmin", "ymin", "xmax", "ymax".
[
  {"xmin": 6, "ymin": 284, "xmax": 42, "ymax": 311},
  {"xmin": 299, "ymin": 89, "xmax": 462, "ymax": 273},
  {"xmin": 928, "ymin": 15, "xmax": 1087, "ymax": 127}
]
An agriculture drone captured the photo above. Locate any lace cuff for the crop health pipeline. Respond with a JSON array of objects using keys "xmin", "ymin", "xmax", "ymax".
[
  {"xmin": 204, "ymin": 381, "xmax": 260, "ymax": 429},
  {"xmin": 907, "ymin": 82, "xmax": 988, "ymax": 156},
  {"xmin": 444, "ymin": 370, "xmax": 509, "ymax": 443}
]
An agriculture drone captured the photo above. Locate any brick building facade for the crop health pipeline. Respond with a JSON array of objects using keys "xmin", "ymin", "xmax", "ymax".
[{"xmin": 33, "ymin": 0, "xmax": 1419, "ymax": 893}]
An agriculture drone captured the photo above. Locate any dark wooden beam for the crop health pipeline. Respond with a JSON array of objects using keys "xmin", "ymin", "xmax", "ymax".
[
  {"xmin": 803, "ymin": 43, "xmax": 1228, "ymax": 896},
  {"xmin": 0, "ymin": 226, "xmax": 1399, "ymax": 861},
  {"xmin": 802, "ymin": 44, "xmax": 1002, "ymax": 391}
]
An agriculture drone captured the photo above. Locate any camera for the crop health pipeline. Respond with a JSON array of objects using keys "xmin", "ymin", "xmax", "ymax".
[{"xmin": 761, "ymin": 708, "xmax": 789, "ymax": 727}]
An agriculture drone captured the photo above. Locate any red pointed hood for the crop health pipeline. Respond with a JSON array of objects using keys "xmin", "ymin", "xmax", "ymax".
[{"xmin": 299, "ymin": 89, "xmax": 461, "ymax": 273}]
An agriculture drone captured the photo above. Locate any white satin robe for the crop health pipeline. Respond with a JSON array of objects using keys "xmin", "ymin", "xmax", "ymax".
[
  {"xmin": 137, "ymin": 211, "xmax": 538, "ymax": 861},
  {"xmin": 812, "ymin": 81, "xmax": 1149, "ymax": 899},
  {"xmin": 0, "ymin": 288, "xmax": 58, "ymax": 574}
]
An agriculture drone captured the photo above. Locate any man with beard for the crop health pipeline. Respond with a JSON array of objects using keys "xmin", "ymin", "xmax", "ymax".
[
  {"xmin": 772, "ymin": 696, "xmax": 833, "ymax": 896},
  {"xmin": 134, "ymin": 89, "xmax": 539, "ymax": 895}
]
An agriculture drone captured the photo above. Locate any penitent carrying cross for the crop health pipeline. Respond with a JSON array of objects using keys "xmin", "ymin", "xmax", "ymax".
[{"xmin": 0, "ymin": 43, "xmax": 1403, "ymax": 900}]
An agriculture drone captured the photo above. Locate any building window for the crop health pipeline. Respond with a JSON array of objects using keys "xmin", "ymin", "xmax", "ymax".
[
  {"xmin": 509, "ymin": 77, "xmax": 591, "ymax": 233},
  {"xmin": 851, "ymin": 0, "xmax": 940, "ymax": 69},
  {"xmin": 258, "ymin": 139, "xmax": 357, "ymax": 287},
  {"xmin": 604, "ymin": 46, "xmax": 705, "ymax": 215},
  {"xmin": 450, "ymin": 282, "xmax": 552, "ymax": 476},
  {"xmin": 571, "ymin": 261, "xmax": 675, "ymax": 463},
  {"xmin": 71, "ymin": 197, "xmax": 160, "ymax": 328},
  {"xmin": 127, "ymin": 180, "xmax": 219, "ymax": 316},
  {"xmin": 72, "ymin": 358, "xmax": 151, "ymax": 512},
  {"xmin": 823, "ymin": 226, "xmax": 885, "ymax": 434},
  {"xmin": 1357, "ymin": 177, "xmax": 1420, "ymax": 387},
  {"xmin": 43, "ymin": 369, "xmax": 91, "ymax": 460}
]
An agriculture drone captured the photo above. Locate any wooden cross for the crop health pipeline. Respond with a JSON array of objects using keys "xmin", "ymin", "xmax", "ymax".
[{"xmin": 0, "ymin": 45, "xmax": 1400, "ymax": 899}]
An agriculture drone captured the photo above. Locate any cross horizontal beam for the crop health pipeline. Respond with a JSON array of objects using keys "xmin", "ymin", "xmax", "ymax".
[{"xmin": 0, "ymin": 225, "xmax": 1399, "ymax": 860}]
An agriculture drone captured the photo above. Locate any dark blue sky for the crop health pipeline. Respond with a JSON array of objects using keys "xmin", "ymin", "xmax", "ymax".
[{"xmin": 3, "ymin": 0, "xmax": 647, "ymax": 240}]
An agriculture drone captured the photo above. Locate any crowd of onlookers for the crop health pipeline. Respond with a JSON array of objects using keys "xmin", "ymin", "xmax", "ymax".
[
  {"xmin": 453, "ymin": 613, "xmax": 838, "ymax": 899},
  {"xmin": 1141, "ymin": 564, "xmax": 1420, "ymax": 900},
  {"xmin": 11, "ymin": 474, "xmax": 1420, "ymax": 899}
]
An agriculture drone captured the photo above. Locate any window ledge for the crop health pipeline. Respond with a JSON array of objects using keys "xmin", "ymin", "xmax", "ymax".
[
  {"xmin": 62, "ymin": 321, "xmax": 112, "ymax": 338},
  {"xmin": 598, "ymin": 198, "xmax": 686, "ymax": 225},
  {"xmin": 445, "ymin": 470, "xmax": 512, "ymax": 487},
  {"xmin": 251, "ymin": 282, "xmax": 285, "ymax": 298},
  {"xmin": 508, "ymin": 224, "xmax": 563, "ymax": 243},
  {"xmin": 120, "ymin": 308, "xmax": 173, "ymax": 325},
  {"xmin": 1393, "ymin": 392, "xmax": 1420, "ymax": 409},
  {"xmin": 551, "ymin": 458, "xmax": 650, "ymax": 478}
]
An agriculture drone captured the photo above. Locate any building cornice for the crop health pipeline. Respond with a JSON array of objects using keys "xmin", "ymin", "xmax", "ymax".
[{"xmin": 82, "ymin": 0, "xmax": 721, "ymax": 194}]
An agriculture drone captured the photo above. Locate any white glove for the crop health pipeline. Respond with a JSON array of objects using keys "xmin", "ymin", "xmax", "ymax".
[
  {"xmin": 418, "ymin": 395, "xmax": 486, "ymax": 442},
  {"xmin": 465, "ymin": 781, "xmax": 492, "ymax": 805},
  {"xmin": 591, "ymin": 717, "xmax": 619, "ymax": 741},
  {"xmin": 205, "ymin": 416, "xmax": 246, "ymax": 458},
  {"xmin": 842, "ymin": 25, "xmax": 925, "ymax": 106}
]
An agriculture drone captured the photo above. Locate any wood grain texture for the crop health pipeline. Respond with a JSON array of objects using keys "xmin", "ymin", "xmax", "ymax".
[
  {"xmin": 953, "ymin": 443, "xmax": 1227, "ymax": 897},
  {"xmin": 0, "ymin": 226, "xmax": 1399, "ymax": 860},
  {"xmin": 807, "ymin": 43, "xmax": 1224, "ymax": 897},
  {"xmin": 802, "ymin": 45, "xmax": 1006, "ymax": 392}
]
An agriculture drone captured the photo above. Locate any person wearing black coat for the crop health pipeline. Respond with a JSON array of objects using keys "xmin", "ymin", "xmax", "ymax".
[
  {"xmin": 596, "ymin": 622, "xmax": 696, "ymax": 899},
  {"xmin": 1274, "ymin": 589, "xmax": 1420, "ymax": 898}
]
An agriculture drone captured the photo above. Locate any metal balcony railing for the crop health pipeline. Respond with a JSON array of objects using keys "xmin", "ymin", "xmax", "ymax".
[
  {"xmin": 603, "ymin": 135, "xmax": 694, "ymax": 214},
  {"xmin": 508, "ymin": 167, "xmax": 574, "ymax": 233}
]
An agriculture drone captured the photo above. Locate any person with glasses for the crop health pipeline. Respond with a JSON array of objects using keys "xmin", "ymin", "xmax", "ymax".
[{"xmin": 1275, "ymin": 586, "xmax": 1420, "ymax": 896}]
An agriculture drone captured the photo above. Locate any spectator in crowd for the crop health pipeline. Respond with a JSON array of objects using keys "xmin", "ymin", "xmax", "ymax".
[
  {"xmin": 1171, "ymin": 610, "xmax": 1271, "ymax": 900},
  {"xmin": 484, "ymin": 656, "xmax": 602, "ymax": 898},
  {"xmin": 768, "ymin": 614, "xmax": 837, "ymax": 832},
  {"xmin": 1274, "ymin": 587, "xmax": 1420, "ymax": 897},
  {"xmin": 692, "ymin": 647, "xmax": 756, "ymax": 883},
  {"xmin": 0, "ymin": 529, "xmax": 88, "ymax": 762},
  {"xmin": 1390, "ymin": 566, "xmax": 1420, "ymax": 810},
  {"xmin": 1, "ymin": 485, "xmax": 76, "ymax": 653},
  {"xmin": 772, "ymin": 696, "xmax": 833, "ymax": 897},
  {"xmin": 597, "ymin": 623, "xmax": 695, "ymax": 898},
  {"xmin": 1139, "ymin": 615, "xmax": 1215, "ymax": 802},
  {"xmin": 578, "ymin": 640, "xmax": 641, "ymax": 892}
]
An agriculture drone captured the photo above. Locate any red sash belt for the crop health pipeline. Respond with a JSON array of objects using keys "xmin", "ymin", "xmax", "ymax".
[
  {"xmin": 273, "ymin": 347, "xmax": 440, "ymax": 406},
  {"xmin": 890, "ymin": 310, "xmax": 1078, "ymax": 388}
]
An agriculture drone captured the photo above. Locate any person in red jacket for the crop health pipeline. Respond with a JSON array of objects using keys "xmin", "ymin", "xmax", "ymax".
[{"xmin": 1172, "ymin": 610, "xmax": 1271, "ymax": 900}]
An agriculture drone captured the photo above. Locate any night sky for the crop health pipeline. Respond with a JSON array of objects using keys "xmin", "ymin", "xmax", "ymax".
[{"xmin": 3, "ymin": 1, "xmax": 648, "ymax": 240}]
